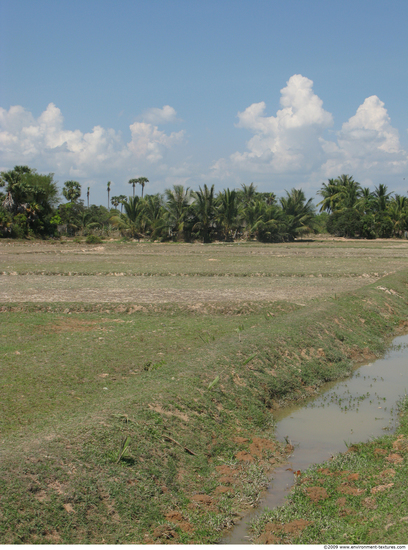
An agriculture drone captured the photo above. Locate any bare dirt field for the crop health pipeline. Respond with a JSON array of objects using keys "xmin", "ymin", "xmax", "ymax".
[
  {"xmin": 0, "ymin": 272, "xmax": 380, "ymax": 303},
  {"xmin": 1, "ymin": 238, "xmax": 407, "ymax": 304}
]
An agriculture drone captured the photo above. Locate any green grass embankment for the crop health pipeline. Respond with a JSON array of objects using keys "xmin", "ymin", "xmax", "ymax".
[{"xmin": 1, "ymin": 270, "xmax": 408, "ymax": 543}]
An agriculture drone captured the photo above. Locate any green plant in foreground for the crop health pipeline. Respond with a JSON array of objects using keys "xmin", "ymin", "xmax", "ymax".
[
  {"xmin": 208, "ymin": 375, "xmax": 220, "ymax": 390},
  {"xmin": 116, "ymin": 435, "xmax": 131, "ymax": 463}
]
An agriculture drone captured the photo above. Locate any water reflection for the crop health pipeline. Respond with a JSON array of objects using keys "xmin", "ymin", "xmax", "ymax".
[{"xmin": 222, "ymin": 334, "xmax": 408, "ymax": 544}]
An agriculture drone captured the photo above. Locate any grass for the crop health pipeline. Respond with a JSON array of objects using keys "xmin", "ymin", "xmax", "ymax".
[
  {"xmin": 250, "ymin": 396, "xmax": 408, "ymax": 545},
  {"xmin": 1, "ymin": 239, "xmax": 408, "ymax": 543}
]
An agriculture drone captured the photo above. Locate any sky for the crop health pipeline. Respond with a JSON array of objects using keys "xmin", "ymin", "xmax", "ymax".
[{"xmin": 1, "ymin": 0, "xmax": 407, "ymax": 207}]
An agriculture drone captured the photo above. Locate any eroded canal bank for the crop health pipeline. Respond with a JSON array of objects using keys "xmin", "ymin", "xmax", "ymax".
[
  {"xmin": 222, "ymin": 334, "xmax": 408, "ymax": 544},
  {"xmin": 2, "ymin": 269, "xmax": 408, "ymax": 544}
]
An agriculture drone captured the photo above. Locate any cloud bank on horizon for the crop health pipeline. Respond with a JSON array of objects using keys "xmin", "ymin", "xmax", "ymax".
[{"xmin": 1, "ymin": 75, "xmax": 407, "ymax": 200}]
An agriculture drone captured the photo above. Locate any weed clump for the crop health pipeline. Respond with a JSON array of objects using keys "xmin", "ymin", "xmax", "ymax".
[{"xmin": 86, "ymin": 234, "xmax": 103, "ymax": 244}]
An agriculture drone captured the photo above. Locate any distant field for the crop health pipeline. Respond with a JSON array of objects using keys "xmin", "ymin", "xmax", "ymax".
[{"xmin": 1, "ymin": 238, "xmax": 407, "ymax": 304}]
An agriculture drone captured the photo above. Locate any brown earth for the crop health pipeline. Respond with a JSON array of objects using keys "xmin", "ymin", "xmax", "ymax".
[{"xmin": 0, "ymin": 273, "xmax": 380, "ymax": 304}]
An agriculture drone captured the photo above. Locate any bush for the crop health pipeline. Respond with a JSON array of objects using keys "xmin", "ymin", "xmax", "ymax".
[
  {"xmin": 360, "ymin": 213, "xmax": 376, "ymax": 239},
  {"xmin": 85, "ymin": 234, "xmax": 102, "ymax": 244},
  {"xmin": 327, "ymin": 209, "xmax": 362, "ymax": 238},
  {"xmin": 375, "ymin": 212, "xmax": 393, "ymax": 238}
]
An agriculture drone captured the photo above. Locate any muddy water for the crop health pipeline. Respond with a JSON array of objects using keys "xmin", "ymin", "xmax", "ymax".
[{"xmin": 221, "ymin": 334, "xmax": 408, "ymax": 544}]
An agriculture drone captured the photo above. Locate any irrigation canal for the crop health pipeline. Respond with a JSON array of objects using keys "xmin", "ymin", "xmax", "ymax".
[{"xmin": 221, "ymin": 333, "xmax": 408, "ymax": 544}]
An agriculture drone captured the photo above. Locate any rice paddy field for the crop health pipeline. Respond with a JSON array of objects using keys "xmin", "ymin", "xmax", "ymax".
[{"xmin": 1, "ymin": 237, "xmax": 408, "ymax": 544}]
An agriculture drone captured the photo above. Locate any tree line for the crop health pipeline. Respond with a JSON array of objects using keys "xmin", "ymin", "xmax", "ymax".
[{"xmin": 0, "ymin": 166, "xmax": 406, "ymax": 241}]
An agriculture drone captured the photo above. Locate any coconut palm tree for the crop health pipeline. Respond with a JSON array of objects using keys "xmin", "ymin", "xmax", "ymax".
[
  {"xmin": 164, "ymin": 185, "xmax": 192, "ymax": 240},
  {"xmin": 192, "ymin": 184, "xmax": 215, "ymax": 243},
  {"xmin": 239, "ymin": 182, "xmax": 257, "ymax": 208},
  {"xmin": 334, "ymin": 175, "xmax": 362, "ymax": 210},
  {"xmin": 216, "ymin": 188, "xmax": 242, "ymax": 240},
  {"xmin": 317, "ymin": 178, "xmax": 341, "ymax": 213},
  {"xmin": 373, "ymin": 184, "xmax": 393, "ymax": 212},
  {"xmin": 388, "ymin": 195, "xmax": 408, "ymax": 237},
  {"xmin": 357, "ymin": 187, "xmax": 374, "ymax": 214},
  {"xmin": 280, "ymin": 188, "xmax": 316, "ymax": 240},
  {"xmin": 110, "ymin": 196, "xmax": 144, "ymax": 238},
  {"xmin": 250, "ymin": 201, "xmax": 287, "ymax": 242},
  {"xmin": 143, "ymin": 194, "xmax": 166, "ymax": 239}
]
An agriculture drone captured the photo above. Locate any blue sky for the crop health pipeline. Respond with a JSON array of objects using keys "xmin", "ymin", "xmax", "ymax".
[{"xmin": 1, "ymin": 0, "xmax": 407, "ymax": 206}]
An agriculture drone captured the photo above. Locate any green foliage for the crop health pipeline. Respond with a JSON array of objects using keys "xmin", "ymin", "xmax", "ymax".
[
  {"xmin": 164, "ymin": 185, "xmax": 192, "ymax": 240},
  {"xmin": 360, "ymin": 213, "xmax": 376, "ymax": 239},
  {"xmin": 86, "ymin": 234, "xmax": 103, "ymax": 244},
  {"xmin": 327, "ymin": 209, "xmax": 362, "ymax": 238},
  {"xmin": 0, "ymin": 166, "xmax": 60, "ymax": 237},
  {"xmin": 0, "ymin": 205, "xmax": 13, "ymax": 236},
  {"xmin": 317, "ymin": 175, "xmax": 407, "ymax": 239},
  {"xmin": 375, "ymin": 212, "xmax": 393, "ymax": 238},
  {"xmin": 192, "ymin": 184, "xmax": 216, "ymax": 243},
  {"xmin": 62, "ymin": 180, "xmax": 81, "ymax": 203},
  {"xmin": 1, "ymin": 164, "xmax": 406, "ymax": 243}
]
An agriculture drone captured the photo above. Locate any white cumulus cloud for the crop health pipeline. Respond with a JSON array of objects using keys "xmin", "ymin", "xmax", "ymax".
[
  {"xmin": 128, "ymin": 121, "xmax": 184, "ymax": 162},
  {"xmin": 0, "ymin": 103, "xmax": 186, "ymax": 193},
  {"xmin": 319, "ymin": 95, "xmax": 408, "ymax": 182},
  {"xmin": 141, "ymin": 105, "xmax": 178, "ymax": 125},
  {"xmin": 227, "ymin": 74, "xmax": 333, "ymax": 174},
  {"xmin": 212, "ymin": 75, "xmax": 408, "ymax": 193}
]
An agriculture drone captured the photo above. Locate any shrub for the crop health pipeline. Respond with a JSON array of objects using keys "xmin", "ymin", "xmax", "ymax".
[
  {"xmin": 327, "ymin": 209, "xmax": 362, "ymax": 238},
  {"xmin": 85, "ymin": 234, "xmax": 102, "ymax": 244}
]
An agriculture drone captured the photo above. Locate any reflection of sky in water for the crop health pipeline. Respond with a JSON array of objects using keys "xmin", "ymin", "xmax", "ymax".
[
  {"xmin": 222, "ymin": 334, "xmax": 408, "ymax": 544},
  {"xmin": 275, "ymin": 335, "xmax": 408, "ymax": 463}
]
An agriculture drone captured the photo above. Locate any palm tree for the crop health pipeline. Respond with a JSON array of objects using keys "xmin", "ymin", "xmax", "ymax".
[
  {"xmin": 128, "ymin": 178, "xmax": 138, "ymax": 198},
  {"xmin": 77, "ymin": 211, "xmax": 100, "ymax": 235},
  {"xmin": 192, "ymin": 184, "xmax": 215, "ymax": 243},
  {"xmin": 137, "ymin": 177, "xmax": 149, "ymax": 198},
  {"xmin": 388, "ymin": 195, "xmax": 407, "ymax": 237},
  {"xmin": 63, "ymin": 180, "xmax": 81, "ymax": 203},
  {"xmin": 118, "ymin": 195, "xmax": 127, "ymax": 213},
  {"xmin": 107, "ymin": 181, "xmax": 111, "ymax": 210},
  {"xmin": 317, "ymin": 178, "xmax": 341, "ymax": 213},
  {"xmin": 373, "ymin": 184, "xmax": 393, "ymax": 212},
  {"xmin": 250, "ymin": 201, "xmax": 287, "ymax": 242},
  {"xmin": 110, "ymin": 196, "xmax": 144, "ymax": 239},
  {"xmin": 334, "ymin": 175, "xmax": 362, "ymax": 210},
  {"xmin": 110, "ymin": 195, "xmax": 120, "ymax": 210},
  {"xmin": 164, "ymin": 185, "xmax": 192, "ymax": 240},
  {"xmin": 280, "ymin": 188, "xmax": 316, "ymax": 240},
  {"xmin": 1, "ymin": 165, "xmax": 32, "ymax": 211},
  {"xmin": 317, "ymin": 175, "xmax": 361, "ymax": 212},
  {"xmin": 239, "ymin": 182, "xmax": 257, "ymax": 208},
  {"xmin": 357, "ymin": 187, "xmax": 374, "ymax": 214},
  {"xmin": 143, "ymin": 194, "xmax": 166, "ymax": 239},
  {"xmin": 216, "ymin": 188, "xmax": 242, "ymax": 241},
  {"xmin": 87, "ymin": 187, "xmax": 90, "ymax": 208}
]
